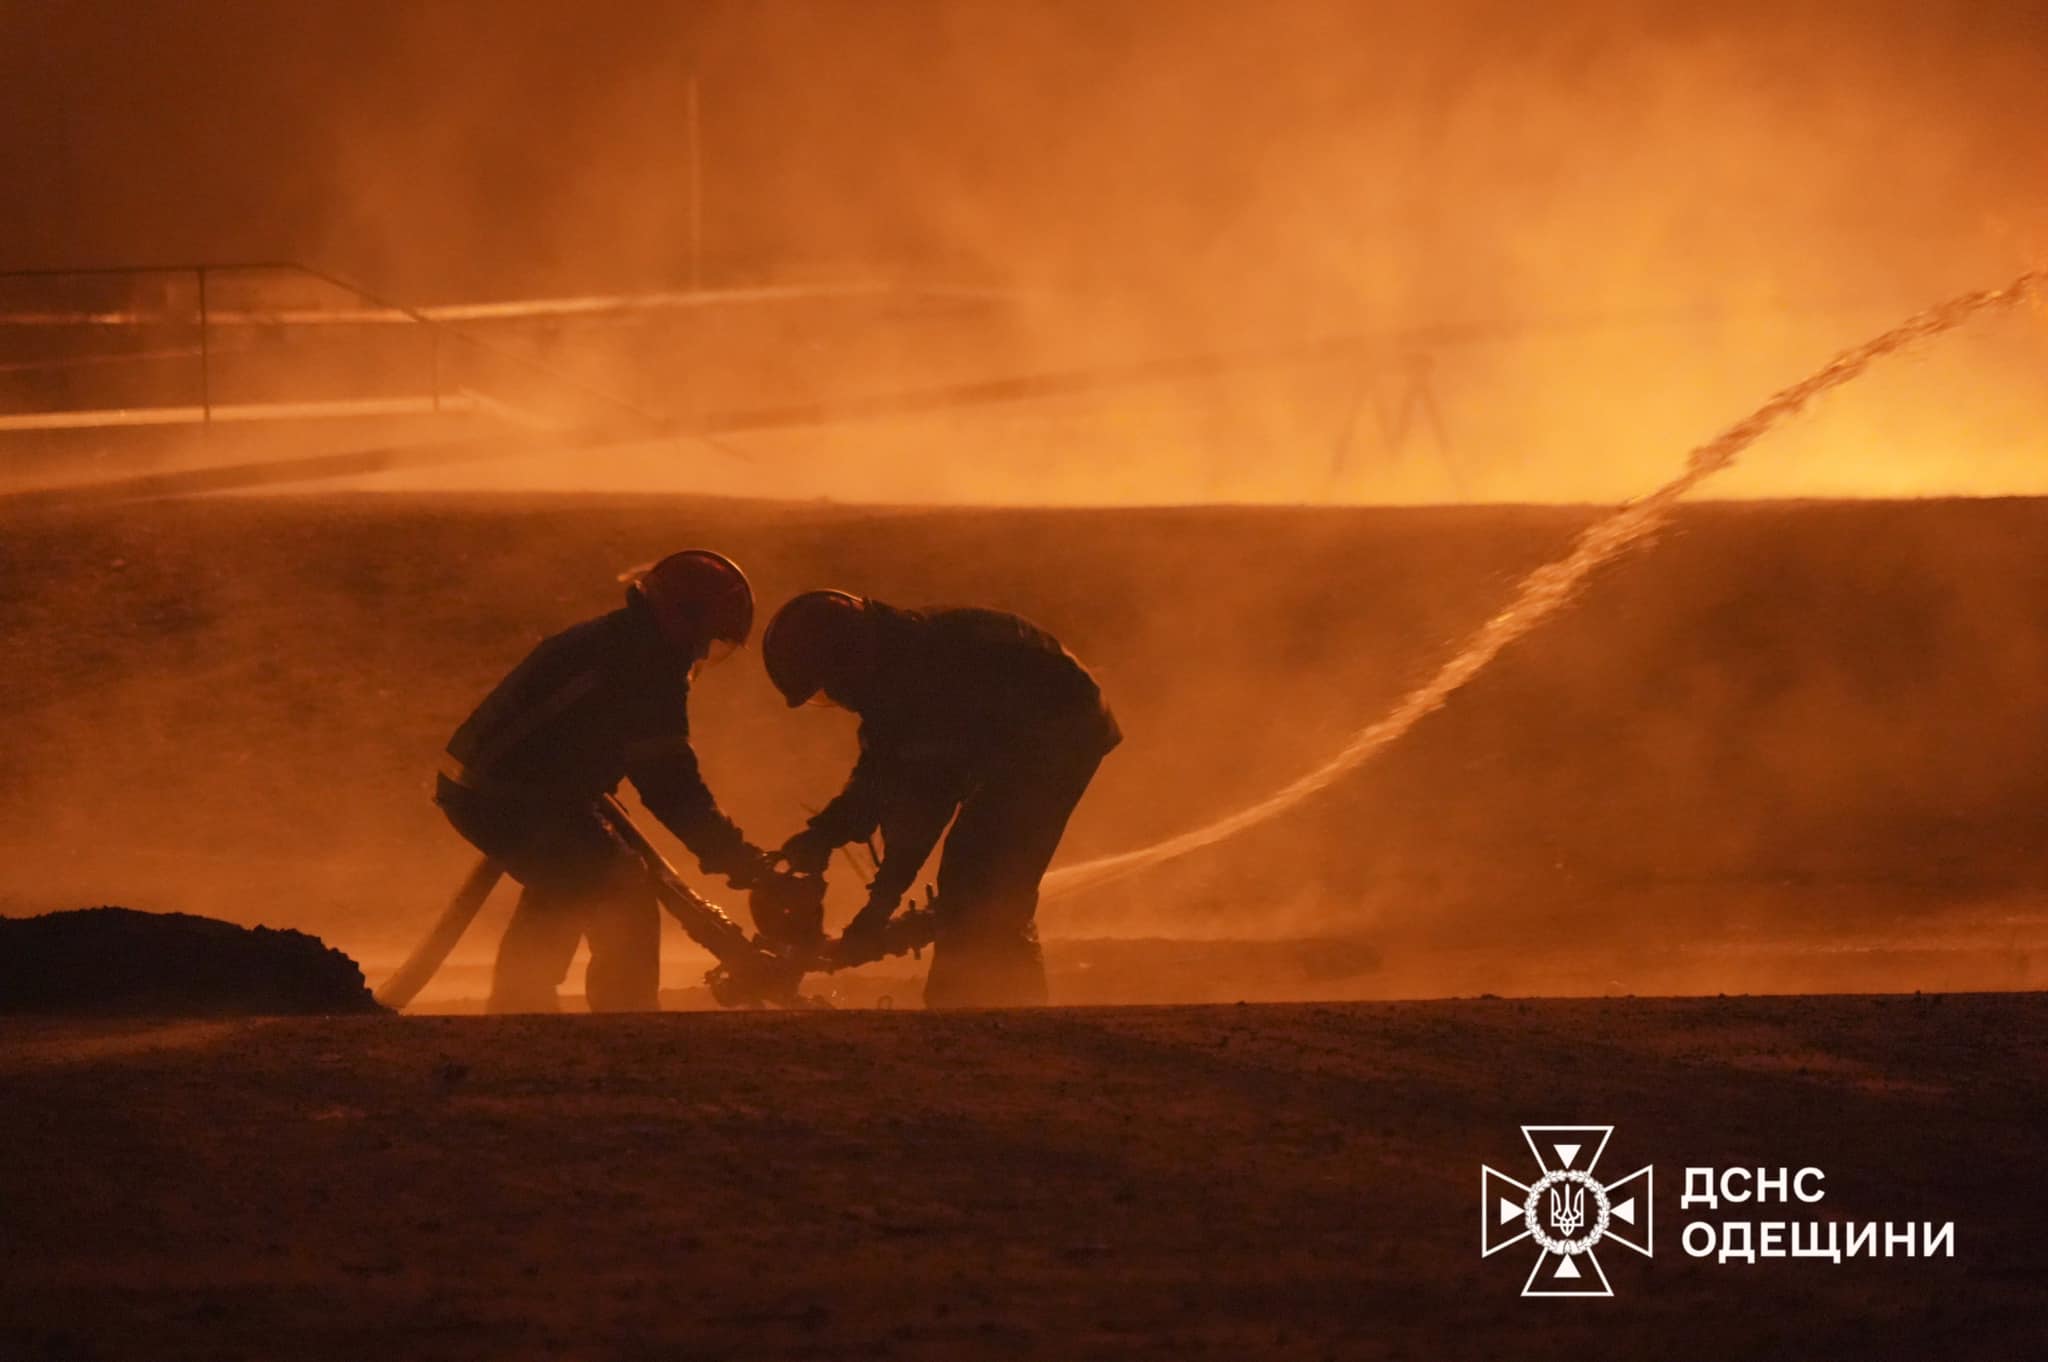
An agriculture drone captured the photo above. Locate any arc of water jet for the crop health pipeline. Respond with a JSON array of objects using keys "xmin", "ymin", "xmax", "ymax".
[{"xmin": 1043, "ymin": 271, "xmax": 2043, "ymax": 899}]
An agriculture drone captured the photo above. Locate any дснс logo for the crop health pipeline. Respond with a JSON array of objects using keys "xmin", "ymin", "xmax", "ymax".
[{"xmin": 1482, "ymin": 1125, "xmax": 1653, "ymax": 1297}]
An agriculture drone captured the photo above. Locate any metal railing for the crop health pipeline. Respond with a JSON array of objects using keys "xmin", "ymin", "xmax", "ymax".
[
  {"xmin": 1, "ymin": 261, "xmax": 1492, "ymax": 506},
  {"xmin": 0, "ymin": 261, "xmax": 674, "ymax": 436}
]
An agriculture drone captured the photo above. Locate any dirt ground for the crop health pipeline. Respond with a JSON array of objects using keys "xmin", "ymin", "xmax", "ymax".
[
  {"xmin": 4, "ymin": 490, "xmax": 2045, "ymax": 1355},
  {"xmin": 2, "ymin": 994, "xmax": 2040, "ymax": 1361}
]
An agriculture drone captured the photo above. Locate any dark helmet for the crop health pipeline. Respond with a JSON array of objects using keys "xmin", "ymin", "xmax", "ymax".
[
  {"xmin": 761, "ymin": 589, "xmax": 871, "ymax": 707},
  {"xmin": 623, "ymin": 550, "xmax": 754, "ymax": 652}
]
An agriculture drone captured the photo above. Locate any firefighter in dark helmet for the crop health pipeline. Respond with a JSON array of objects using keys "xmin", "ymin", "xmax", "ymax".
[
  {"xmin": 435, "ymin": 550, "xmax": 779, "ymax": 1013},
  {"xmin": 762, "ymin": 591, "xmax": 1119, "ymax": 1007}
]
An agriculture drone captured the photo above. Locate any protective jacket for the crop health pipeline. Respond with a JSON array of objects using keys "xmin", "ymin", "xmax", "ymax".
[
  {"xmin": 444, "ymin": 597, "xmax": 749, "ymax": 874},
  {"xmin": 799, "ymin": 603, "xmax": 1119, "ymax": 906}
]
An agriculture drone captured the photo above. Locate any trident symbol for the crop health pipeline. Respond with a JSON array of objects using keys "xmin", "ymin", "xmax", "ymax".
[
  {"xmin": 1549, "ymin": 1185, "xmax": 1585, "ymax": 1237},
  {"xmin": 1483, "ymin": 1125, "xmax": 1655, "ymax": 1297}
]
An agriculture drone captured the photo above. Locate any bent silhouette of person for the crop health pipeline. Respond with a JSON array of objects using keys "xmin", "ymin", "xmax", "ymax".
[
  {"xmin": 434, "ymin": 551, "xmax": 774, "ymax": 1012},
  {"xmin": 762, "ymin": 591, "xmax": 1119, "ymax": 1007}
]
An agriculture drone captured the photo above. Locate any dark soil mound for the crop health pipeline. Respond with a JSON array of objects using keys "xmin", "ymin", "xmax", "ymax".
[{"xmin": 0, "ymin": 907, "xmax": 382, "ymax": 1015}]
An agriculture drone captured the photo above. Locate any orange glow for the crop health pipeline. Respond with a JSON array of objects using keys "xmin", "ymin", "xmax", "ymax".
[{"xmin": 4, "ymin": 3, "xmax": 2048, "ymax": 1006}]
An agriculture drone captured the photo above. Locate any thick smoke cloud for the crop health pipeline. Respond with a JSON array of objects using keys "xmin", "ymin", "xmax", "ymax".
[{"xmin": 3, "ymin": 0, "xmax": 2045, "ymax": 501}]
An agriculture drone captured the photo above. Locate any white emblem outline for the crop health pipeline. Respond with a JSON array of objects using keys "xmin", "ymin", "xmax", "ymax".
[{"xmin": 1481, "ymin": 1125, "xmax": 1654, "ymax": 1298}]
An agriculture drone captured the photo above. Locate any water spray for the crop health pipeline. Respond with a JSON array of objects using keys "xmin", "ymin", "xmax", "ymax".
[{"xmin": 1043, "ymin": 271, "xmax": 2044, "ymax": 899}]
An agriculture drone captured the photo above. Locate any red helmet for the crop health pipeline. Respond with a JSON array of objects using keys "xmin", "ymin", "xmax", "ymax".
[
  {"xmin": 761, "ymin": 589, "xmax": 870, "ymax": 707},
  {"xmin": 625, "ymin": 550, "xmax": 753, "ymax": 651}
]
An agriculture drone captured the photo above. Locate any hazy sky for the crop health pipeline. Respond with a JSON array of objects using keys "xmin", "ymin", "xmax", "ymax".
[
  {"xmin": 5, "ymin": 0, "xmax": 2045, "ymax": 503},
  {"xmin": 4, "ymin": 0, "xmax": 2043, "ymax": 306}
]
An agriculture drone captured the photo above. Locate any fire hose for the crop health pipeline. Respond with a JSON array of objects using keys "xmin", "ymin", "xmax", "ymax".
[{"xmin": 376, "ymin": 796, "xmax": 935, "ymax": 1010}]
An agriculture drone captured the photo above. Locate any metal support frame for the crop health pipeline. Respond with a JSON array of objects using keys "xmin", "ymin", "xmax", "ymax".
[
  {"xmin": 1328, "ymin": 348, "xmax": 1461, "ymax": 496},
  {"xmin": 0, "ymin": 260, "xmax": 670, "ymax": 437}
]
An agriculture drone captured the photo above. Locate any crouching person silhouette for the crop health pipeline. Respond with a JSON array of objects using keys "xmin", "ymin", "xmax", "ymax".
[{"xmin": 761, "ymin": 591, "xmax": 1119, "ymax": 1007}]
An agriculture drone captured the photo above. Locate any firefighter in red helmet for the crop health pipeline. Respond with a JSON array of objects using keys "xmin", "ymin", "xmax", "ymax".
[
  {"xmin": 435, "ymin": 550, "xmax": 781, "ymax": 1012},
  {"xmin": 763, "ymin": 590, "xmax": 1120, "ymax": 1007}
]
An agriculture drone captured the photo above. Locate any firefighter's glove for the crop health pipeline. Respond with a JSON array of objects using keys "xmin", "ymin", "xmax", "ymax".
[
  {"xmin": 831, "ymin": 899, "xmax": 896, "ymax": 968},
  {"xmin": 778, "ymin": 827, "xmax": 836, "ymax": 877},
  {"xmin": 707, "ymin": 842, "xmax": 776, "ymax": 891}
]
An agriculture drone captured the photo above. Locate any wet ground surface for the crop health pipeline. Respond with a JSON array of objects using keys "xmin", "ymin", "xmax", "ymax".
[
  {"xmin": 376, "ymin": 902, "xmax": 2048, "ymax": 1012},
  {"xmin": 2, "ymin": 993, "xmax": 2041, "ymax": 1360}
]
